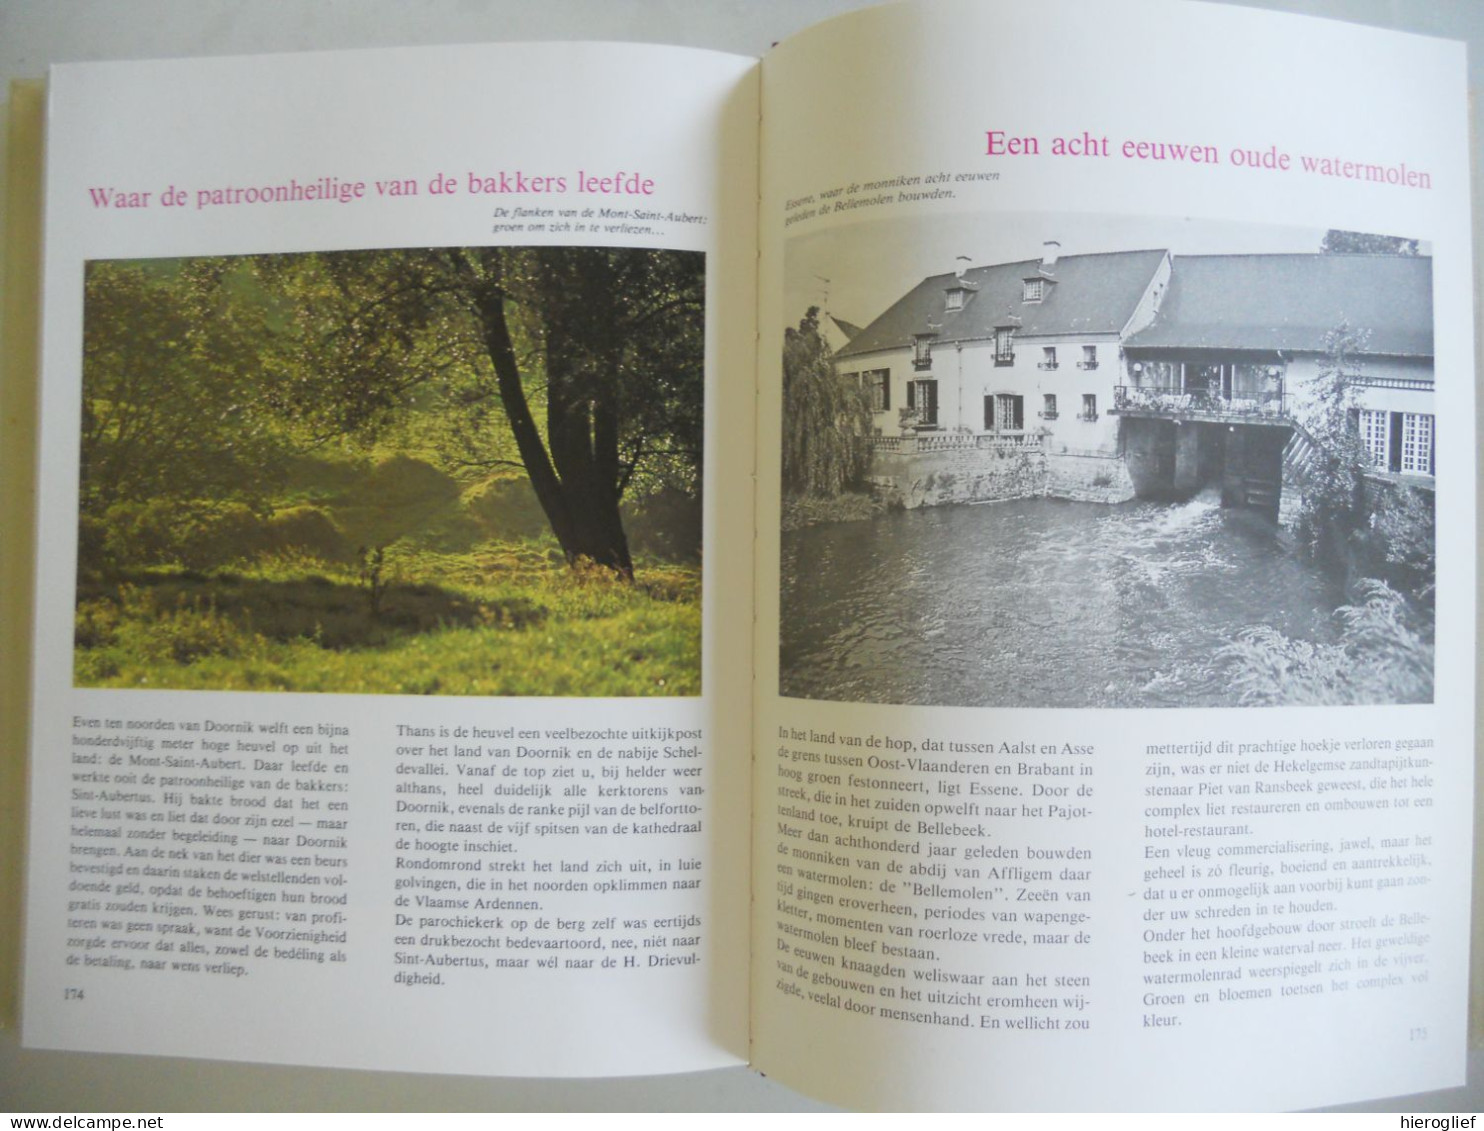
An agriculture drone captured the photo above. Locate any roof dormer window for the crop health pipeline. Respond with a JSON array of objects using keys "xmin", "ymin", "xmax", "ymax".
[
  {"xmin": 945, "ymin": 286, "xmax": 966, "ymax": 312},
  {"xmin": 1023, "ymin": 277, "xmax": 1045, "ymax": 302}
]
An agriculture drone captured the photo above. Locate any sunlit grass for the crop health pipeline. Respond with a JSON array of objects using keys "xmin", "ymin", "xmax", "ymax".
[{"xmin": 74, "ymin": 543, "xmax": 700, "ymax": 697}]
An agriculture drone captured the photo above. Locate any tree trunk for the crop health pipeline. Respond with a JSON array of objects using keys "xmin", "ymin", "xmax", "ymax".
[
  {"xmin": 471, "ymin": 255, "xmax": 635, "ymax": 579},
  {"xmin": 540, "ymin": 253, "xmax": 634, "ymax": 578}
]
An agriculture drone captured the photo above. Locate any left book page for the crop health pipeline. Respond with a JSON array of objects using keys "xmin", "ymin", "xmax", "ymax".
[{"xmin": 23, "ymin": 42, "xmax": 759, "ymax": 1076}]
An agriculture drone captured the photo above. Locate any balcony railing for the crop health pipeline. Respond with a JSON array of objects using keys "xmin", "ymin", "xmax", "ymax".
[
  {"xmin": 870, "ymin": 432, "xmax": 973, "ymax": 453},
  {"xmin": 978, "ymin": 430, "xmax": 1037, "ymax": 448},
  {"xmin": 917, "ymin": 431, "xmax": 969, "ymax": 452},
  {"xmin": 868, "ymin": 430, "xmax": 1043, "ymax": 453},
  {"xmin": 1112, "ymin": 385, "xmax": 1288, "ymax": 419},
  {"xmin": 1077, "ymin": 360, "xmax": 1099, "ymax": 370},
  {"xmin": 1354, "ymin": 375, "xmax": 1433, "ymax": 392}
]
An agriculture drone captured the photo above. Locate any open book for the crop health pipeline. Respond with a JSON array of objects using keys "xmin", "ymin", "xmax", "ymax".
[{"xmin": 17, "ymin": 0, "xmax": 1475, "ymax": 1111}]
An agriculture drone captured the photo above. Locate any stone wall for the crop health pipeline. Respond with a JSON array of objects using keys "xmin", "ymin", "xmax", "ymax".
[
  {"xmin": 1121, "ymin": 417, "xmax": 1176, "ymax": 498},
  {"xmin": 867, "ymin": 442, "xmax": 1134, "ymax": 509},
  {"xmin": 869, "ymin": 443, "xmax": 1045, "ymax": 509},
  {"xmin": 1044, "ymin": 449, "xmax": 1136, "ymax": 504}
]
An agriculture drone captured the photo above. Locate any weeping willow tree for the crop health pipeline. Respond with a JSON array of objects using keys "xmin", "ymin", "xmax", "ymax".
[{"xmin": 781, "ymin": 307, "xmax": 873, "ymax": 497}]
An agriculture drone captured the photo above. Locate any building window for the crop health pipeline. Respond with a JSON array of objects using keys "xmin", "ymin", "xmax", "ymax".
[
  {"xmin": 1023, "ymin": 278, "xmax": 1044, "ymax": 302},
  {"xmin": 1079, "ymin": 345, "xmax": 1098, "ymax": 370},
  {"xmin": 994, "ymin": 328, "xmax": 1015, "ymax": 366},
  {"xmin": 1356, "ymin": 409, "xmax": 1435, "ymax": 475},
  {"xmin": 863, "ymin": 368, "xmax": 890, "ymax": 412},
  {"xmin": 946, "ymin": 287, "xmax": 965, "ymax": 312},
  {"xmin": 1400, "ymin": 413, "xmax": 1434, "ymax": 474},
  {"xmin": 988, "ymin": 393, "xmax": 1023, "ymax": 432},
  {"xmin": 1039, "ymin": 346, "xmax": 1058, "ymax": 371},
  {"xmin": 1358, "ymin": 409, "xmax": 1390, "ymax": 468},
  {"xmin": 1080, "ymin": 394, "xmax": 1098, "ymax": 421},
  {"xmin": 1041, "ymin": 393, "xmax": 1058, "ymax": 420},
  {"xmin": 907, "ymin": 379, "xmax": 939, "ymax": 426},
  {"xmin": 1130, "ymin": 359, "xmax": 1177, "ymax": 391},
  {"xmin": 913, "ymin": 335, "xmax": 934, "ymax": 371}
]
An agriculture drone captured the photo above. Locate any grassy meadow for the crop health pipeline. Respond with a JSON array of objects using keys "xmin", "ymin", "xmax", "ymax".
[
  {"xmin": 76, "ymin": 249, "xmax": 707, "ymax": 697},
  {"xmin": 75, "ymin": 450, "xmax": 701, "ymax": 696}
]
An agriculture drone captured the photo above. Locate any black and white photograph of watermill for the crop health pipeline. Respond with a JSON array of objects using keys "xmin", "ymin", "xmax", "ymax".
[{"xmin": 778, "ymin": 214, "xmax": 1436, "ymax": 708}]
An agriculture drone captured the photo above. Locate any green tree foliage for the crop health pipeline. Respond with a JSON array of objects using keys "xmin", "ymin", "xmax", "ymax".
[
  {"xmin": 1320, "ymin": 230, "xmax": 1419, "ymax": 256},
  {"xmin": 80, "ymin": 260, "xmax": 286, "ymax": 519},
  {"xmin": 1293, "ymin": 322, "xmax": 1373, "ymax": 564},
  {"xmin": 781, "ymin": 307, "xmax": 872, "ymax": 497},
  {"xmin": 1292, "ymin": 320, "xmax": 1435, "ymax": 642},
  {"xmin": 254, "ymin": 247, "xmax": 704, "ymax": 578},
  {"xmin": 1219, "ymin": 580, "xmax": 1432, "ymax": 705},
  {"xmin": 1366, "ymin": 481, "xmax": 1435, "ymax": 604}
]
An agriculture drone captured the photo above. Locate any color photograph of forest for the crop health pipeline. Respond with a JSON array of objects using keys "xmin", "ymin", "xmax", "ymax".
[{"xmin": 73, "ymin": 247, "xmax": 705, "ymax": 696}]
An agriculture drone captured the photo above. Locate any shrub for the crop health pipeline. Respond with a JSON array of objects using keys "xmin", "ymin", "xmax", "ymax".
[
  {"xmin": 463, "ymin": 475, "xmax": 550, "ymax": 541},
  {"xmin": 147, "ymin": 596, "xmax": 251, "ymax": 664},
  {"xmin": 1218, "ymin": 579, "xmax": 1431, "ymax": 705},
  {"xmin": 364, "ymin": 454, "xmax": 460, "ymax": 507},
  {"xmin": 331, "ymin": 455, "xmax": 464, "ymax": 549},
  {"xmin": 98, "ymin": 498, "xmax": 272, "ymax": 569},
  {"xmin": 74, "ymin": 597, "xmax": 121, "ymax": 650},
  {"xmin": 622, "ymin": 486, "xmax": 702, "ymax": 562},
  {"xmin": 77, "ymin": 515, "xmax": 109, "ymax": 573},
  {"xmin": 1366, "ymin": 484, "xmax": 1435, "ymax": 602},
  {"xmin": 76, "ymin": 585, "xmax": 258, "ymax": 667},
  {"xmin": 267, "ymin": 505, "xmax": 351, "ymax": 561}
]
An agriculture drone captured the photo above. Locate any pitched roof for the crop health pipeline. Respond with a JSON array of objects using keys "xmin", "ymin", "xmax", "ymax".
[
  {"xmin": 1123, "ymin": 253, "xmax": 1432, "ymax": 357},
  {"xmin": 835, "ymin": 249, "xmax": 1167, "ymax": 360},
  {"xmin": 827, "ymin": 313, "xmax": 863, "ymax": 341},
  {"xmin": 816, "ymin": 311, "xmax": 863, "ymax": 356}
]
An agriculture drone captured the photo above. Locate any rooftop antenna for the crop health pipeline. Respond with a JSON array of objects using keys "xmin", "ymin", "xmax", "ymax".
[{"xmin": 812, "ymin": 274, "xmax": 832, "ymax": 309}]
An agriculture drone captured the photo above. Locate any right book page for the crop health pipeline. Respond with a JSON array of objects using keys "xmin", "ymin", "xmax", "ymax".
[{"xmin": 751, "ymin": 0, "xmax": 1475, "ymax": 1111}]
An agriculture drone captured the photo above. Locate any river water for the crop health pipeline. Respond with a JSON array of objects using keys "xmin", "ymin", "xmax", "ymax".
[{"xmin": 778, "ymin": 492, "xmax": 1352, "ymax": 709}]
